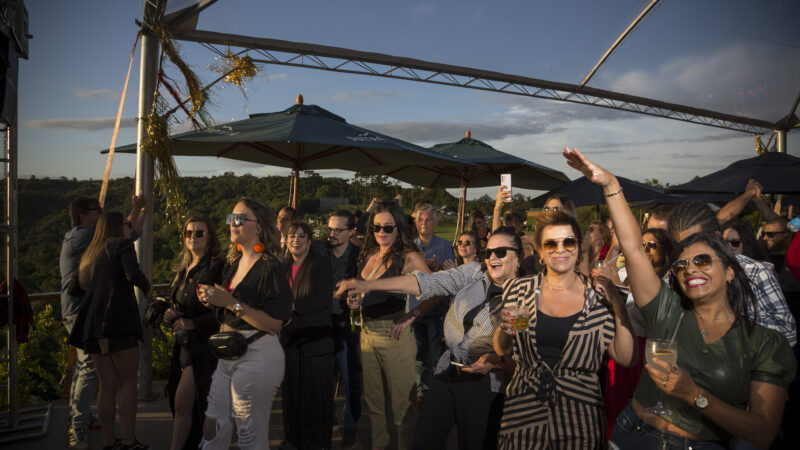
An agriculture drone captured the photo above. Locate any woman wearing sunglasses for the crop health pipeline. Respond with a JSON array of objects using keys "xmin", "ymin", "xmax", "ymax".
[
  {"xmin": 493, "ymin": 211, "xmax": 637, "ymax": 449},
  {"xmin": 280, "ymin": 222, "xmax": 336, "ymax": 449},
  {"xmin": 345, "ymin": 200, "xmax": 431, "ymax": 450},
  {"xmin": 67, "ymin": 212, "xmax": 152, "ymax": 450},
  {"xmin": 721, "ymin": 219, "xmax": 771, "ymax": 263},
  {"xmin": 336, "ymin": 227, "xmax": 523, "ymax": 449},
  {"xmin": 564, "ymin": 147, "xmax": 796, "ymax": 449},
  {"xmin": 445, "ymin": 230, "xmax": 482, "ymax": 268},
  {"xmin": 197, "ymin": 198, "xmax": 293, "ymax": 449},
  {"xmin": 163, "ymin": 215, "xmax": 225, "ymax": 450}
]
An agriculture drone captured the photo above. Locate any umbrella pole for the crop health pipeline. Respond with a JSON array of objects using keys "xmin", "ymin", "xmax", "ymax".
[
  {"xmin": 292, "ymin": 168, "xmax": 300, "ymax": 209},
  {"xmin": 459, "ymin": 181, "xmax": 467, "ymax": 236}
]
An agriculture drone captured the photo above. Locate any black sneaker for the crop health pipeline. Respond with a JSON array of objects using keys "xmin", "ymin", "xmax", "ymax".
[
  {"xmin": 342, "ymin": 429, "xmax": 358, "ymax": 449},
  {"xmin": 116, "ymin": 439, "xmax": 150, "ymax": 450}
]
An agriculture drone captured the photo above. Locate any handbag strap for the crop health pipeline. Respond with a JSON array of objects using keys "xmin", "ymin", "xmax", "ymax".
[{"xmin": 246, "ymin": 330, "xmax": 267, "ymax": 343}]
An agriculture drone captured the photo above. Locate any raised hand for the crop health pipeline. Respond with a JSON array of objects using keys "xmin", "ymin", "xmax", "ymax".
[{"xmin": 563, "ymin": 147, "xmax": 616, "ymax": 188}]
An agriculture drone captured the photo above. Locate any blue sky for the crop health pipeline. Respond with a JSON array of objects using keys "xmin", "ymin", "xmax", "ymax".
[{"xmin": 20, "ymin": 0, "xmax": 800, "ymax": 199}]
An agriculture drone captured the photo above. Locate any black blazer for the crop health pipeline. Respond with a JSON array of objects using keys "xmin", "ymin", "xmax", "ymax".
[
  {"xmin": 169, "ymin": 253, "xmax": 226, "ymax": 337},
  {"xmin": 68, "ymin": 238, "xmax": 151, "ymax": 348},
  {"xmin": 281, "ymin": 255, "xmax": 335, "ymax": 357}
]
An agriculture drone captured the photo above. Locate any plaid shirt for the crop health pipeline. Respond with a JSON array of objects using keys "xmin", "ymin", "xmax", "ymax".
[{"xmin": 736, "ymin": 253, "xmax": 796, "ymax": 347}]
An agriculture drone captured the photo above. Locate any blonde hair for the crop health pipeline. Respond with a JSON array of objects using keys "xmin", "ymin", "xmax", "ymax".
[
  {"xmin": 172, "ymin": 215, "xmax": 221, "ymax": 275},
  {"xmin": 78, "ymin": 211, "xmax": 124, "ymax": 288}
]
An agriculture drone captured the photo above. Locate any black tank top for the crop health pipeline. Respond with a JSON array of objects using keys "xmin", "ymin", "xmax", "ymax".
[
  {"xmin": 358, "ymin": 261, "xmax": 405, "ymax": 319},
  {"xmin": 536, "ymin": 310, "xmax": 580, "ymax": 368}
]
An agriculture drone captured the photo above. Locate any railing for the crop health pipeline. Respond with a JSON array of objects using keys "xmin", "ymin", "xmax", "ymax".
[{"xmin": 28, "ymin": 283, "xmax": 172, "ymax": 304}]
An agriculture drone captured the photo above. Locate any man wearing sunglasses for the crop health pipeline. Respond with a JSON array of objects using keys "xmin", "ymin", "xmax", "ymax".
[
  {"xmin": 59, "ymin": 194, "xmax": 147, "ymax": 449},
  {"xmin": 410, "ymin": 201, "xmax": 455, "ymax": 403},
  {"xmin": 667, "ymin": 201, "xmax": 796, "ymax": 347},
  {"xmin": 311, "ymin": 210, "xmax": 362, "ymax": 448}
]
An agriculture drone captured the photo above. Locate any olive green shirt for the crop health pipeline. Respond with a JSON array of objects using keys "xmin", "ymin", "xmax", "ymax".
[{"xmin": 633, "ymin": 283, "xmax": 796, "ymax": 441}]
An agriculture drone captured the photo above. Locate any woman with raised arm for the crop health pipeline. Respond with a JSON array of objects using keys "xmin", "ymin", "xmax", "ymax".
[
  {"xmin": 197, "ymin": 197, "xmax": 293, "ymax": 449},
  {"xmin": 492, "ymin": 211, "xmax": 637, "ymax": 449},
  {"xmin": 337, "ymin": 227, "xmax": 522, "ymax": 450},
  {"xmin": 564, "ymin": 147, "xmax": 796, "ymax": 449},
  {"xmin": 164, "ymin": 215, "xmax": 225, "ymax": 450},
  {"xmin": 349, "ymin": 200, "xmax": 431, "ymax": 450},
  {"xmin": 68, "ymin": 211, "xmax": 152, "ymax": 450}
]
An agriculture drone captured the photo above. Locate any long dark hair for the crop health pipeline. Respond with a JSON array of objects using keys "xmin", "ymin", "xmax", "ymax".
[
  {"xmin": 720, "ymin": 219, "xmax": 770, "ymax": 262},
  {"xmin": 359, "ymin": 201, "xmax": 415, "ymax": 269},
  {"xmin": 669, "ymin": 232, "xmax": 756, "ymax": 334},
  {"xmin": 285, "ymin": 222, "xmax": 315, "ymax": 301},
  {"xmin": 643, "ymin": 227, "xmax": 675, "ymax": 277},
  {"xmin": 544, "ymin": 193, "xmax": 577, "ymax": 219}
]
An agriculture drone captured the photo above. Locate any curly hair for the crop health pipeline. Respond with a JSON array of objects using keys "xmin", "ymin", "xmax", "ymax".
[
  {"xmin": 226, "ymin": 197, "xmax": 282, "ymax": 263},
  {"xmin": 668, "ymin": 232, "xmax": 756, "ymax": 335}
]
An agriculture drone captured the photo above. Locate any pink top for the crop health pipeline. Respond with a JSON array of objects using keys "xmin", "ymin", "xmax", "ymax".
[{"xmin": 289, "ymin": 264, "xmax": 301, "ymax": 288}]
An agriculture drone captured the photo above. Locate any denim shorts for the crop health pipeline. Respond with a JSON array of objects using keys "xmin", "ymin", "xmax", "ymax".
[{"xmin": 609, "ymin": 403, "xmax": 726, "ymax": 450}]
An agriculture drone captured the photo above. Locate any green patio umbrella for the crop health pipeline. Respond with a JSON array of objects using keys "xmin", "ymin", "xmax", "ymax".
[
  {"xmin": 109, "ymin": 95, "xmax": 475, "ymax": 208},
  {"xmin": 382, "ymin": 131, "xmax": 569, "ymax": 232}
]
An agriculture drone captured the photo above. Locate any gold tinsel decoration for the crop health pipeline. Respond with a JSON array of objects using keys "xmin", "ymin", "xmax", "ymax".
[
  {"xmin": 140, "ymin": 93, "xmax": 187, "ymax": 228},
  {"xmin": 155, "ymin": 25, "xmax": 213, "ymax": 129},
  {"xmin": 221, "ymin": 49, "xmax": 258, "ymax": 86},
  {"xmin": 756, "ymin": 135, "xmax": 766, "ymax": 155}
]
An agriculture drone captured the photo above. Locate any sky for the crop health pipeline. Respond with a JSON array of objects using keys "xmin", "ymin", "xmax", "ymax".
[{"xmin": 18, "ymin": 0, "xmax": 800, "ymax": 199}]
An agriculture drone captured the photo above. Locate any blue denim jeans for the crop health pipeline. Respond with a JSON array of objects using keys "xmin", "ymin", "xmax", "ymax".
[
  {"xmin": 610, "ymin": 404, "xmax": 726, "ymax": 450},
  {"xmin": 63, "ymin": 314, "xmax": 97, "ymax": 436},
  {"xmin": 334, "ymin": 324, "xmax": 362, "ymax": 430}
]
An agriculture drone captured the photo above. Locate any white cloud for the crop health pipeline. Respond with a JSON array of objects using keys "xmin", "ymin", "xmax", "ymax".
[
  {"xmin": 25, "ymin": 117, "xmax": 137, "ymax": 131},
  {"xmin": 73, "ymin": 88, "xmax": 120, "ymax": 101},
  {"xmin": 267, "ymin": 72, "xmax": 289, "ymax": 81},
  {"xmin": 410, "ymin": 3, "xmax": 436, "ymax": 17}
]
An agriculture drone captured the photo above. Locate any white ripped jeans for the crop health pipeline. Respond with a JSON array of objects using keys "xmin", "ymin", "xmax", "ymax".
[{"xmin": 201, "ymin": 332, "xmax": 284, "ymax": 450}]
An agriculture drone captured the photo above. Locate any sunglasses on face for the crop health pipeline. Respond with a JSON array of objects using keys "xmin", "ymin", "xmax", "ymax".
[
  {"xmin": 670, "ymin": 253, "xmax": 719, "ymax": 277},
  {"xmin": 726, "ymin": 239, "xmax": 742, "ymax": 248},
  {"xmin": 372, "ymin": 224, "xmax": 396, "ymax": 234},
  {"xmin": 184, "ymin": 230, "xmax": 206, "ymax": 239},
  {"xmin": 543, "ymin": 205, "xmax": 560, "ymax": 213},
  {"xmin": 481, "ymin": 246, "xmax": 518, "ymax": 259},
  {"xmin": 227, "ymin": 213, "xmax": 257, "ymax": 227},
  {"xmin": 456, "ymin": 240, "xmax": 473, "ymax": 247},
  {"xmin": 642, "ymin": 240, "xmax": 661, "ymax": 251},
  {"xmin": 763, "ymin": 231, "xmax": 788, "ymax": 239},
  {"xmin": 541, "ymin": 237, "xmax": 578, "ymax": 253}
]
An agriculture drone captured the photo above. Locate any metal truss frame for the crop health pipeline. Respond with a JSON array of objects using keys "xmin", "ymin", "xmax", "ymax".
[{"xmin": 171, "ymin": 29, "xmax": 793, "ymax": 136}]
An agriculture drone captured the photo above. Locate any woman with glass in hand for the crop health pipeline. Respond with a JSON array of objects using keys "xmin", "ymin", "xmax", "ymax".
[
  {"xmin": 564, "ymin": 147, "xmax": 797, "ymax": 449},
  {"xmin": 280, "ymin": 222, "xmax": 336, "ymax": 449},
  {"xmin": 337, "ymin": 227, "xmax": 522, "ymax": 449},
  {"xmin": 68, "ymin": 212, "xmax": 152, "ymax": 450},
  {"xmin": 347, "ymin": 200, "xmax": 431, "ymax": 450},
  {"xmin": 164, "ymin": 215, "xmax": 225, "ymax": 450},
  {"xmin": 493, "ymin": 211, "xmax": 637, "ymax": 449},
  {"xmin": 197, "ymin": 197, "xmax": 293, "ymax": 450}
]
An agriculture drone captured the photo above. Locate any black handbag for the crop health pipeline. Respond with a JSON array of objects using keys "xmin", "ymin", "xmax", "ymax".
[{"xmin": 208, "ymin": 330, "xmax": 267, "ymax": 360}]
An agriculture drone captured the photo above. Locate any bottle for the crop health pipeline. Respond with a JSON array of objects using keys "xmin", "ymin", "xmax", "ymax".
[
  {"xmin": 788, "ymin": 217, "xmax": 800, "ymax": 233},
  {"xmin": 350, "ymin": 309, "xmax": 361, "ymax": 334}
]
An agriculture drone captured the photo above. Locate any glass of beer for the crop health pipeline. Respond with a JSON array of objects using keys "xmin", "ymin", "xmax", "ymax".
[
  {"xmin": 645, "ymin": 338, "xmax": 678, "ymax": 415},
  {"xmin": 503, "ymin": 304, "xmax": 530, "ymax": 331}
]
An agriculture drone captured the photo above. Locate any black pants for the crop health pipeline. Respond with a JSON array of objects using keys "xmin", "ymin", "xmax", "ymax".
[
  {"xmin": 412, "ymin": 369, "xmax": 504, "ymax": 450},
  {"xmin": 282, "ymin": 347, "xmax": 335, "ymax": 449}
]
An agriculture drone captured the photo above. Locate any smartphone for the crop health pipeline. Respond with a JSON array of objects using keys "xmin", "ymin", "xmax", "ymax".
[
  {"xmin": 500, "ymin": 173, "xmax": 512, "ymax": 202},
  {"xmin": 450, "ymin": 361, "xmax": 467, "ymax": 368}
]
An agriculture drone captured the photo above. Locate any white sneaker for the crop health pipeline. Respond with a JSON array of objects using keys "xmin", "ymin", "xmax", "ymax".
[{"xmin": 69, "ymin": 430, "xmax": 89, "ymax": 450}]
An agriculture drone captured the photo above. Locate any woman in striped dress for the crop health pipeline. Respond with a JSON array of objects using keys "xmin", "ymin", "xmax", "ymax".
[{"xmin": 493, "ymin": 211, "xmax": 637, "ymax": 449}]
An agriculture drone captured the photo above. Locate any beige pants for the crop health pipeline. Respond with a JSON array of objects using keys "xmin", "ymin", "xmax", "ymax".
[{"xmin": 361, "ymin": 318, "xmax": 418, "ymax": 449}]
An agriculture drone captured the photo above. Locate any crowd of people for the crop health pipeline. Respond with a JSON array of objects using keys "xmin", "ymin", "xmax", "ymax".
[{"xmin": 59, "ymin": 148, "xmax": 800, "ymax": 450}]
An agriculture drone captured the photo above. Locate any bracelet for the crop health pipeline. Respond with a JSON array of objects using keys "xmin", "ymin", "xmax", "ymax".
[{"xmin": 605, "ymin": 187, "xmax": 623, "ymax": 198}]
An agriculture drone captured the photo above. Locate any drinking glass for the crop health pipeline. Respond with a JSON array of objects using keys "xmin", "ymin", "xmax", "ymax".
[
  {"xmin": 645, "ymin": 338, "xmax": 678, "ymax": 415},
  {"xmin": 502, "ymin": 304, "xmax": 530, "ymax": 331}
]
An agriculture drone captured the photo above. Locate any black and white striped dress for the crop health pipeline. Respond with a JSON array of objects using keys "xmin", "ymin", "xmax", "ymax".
[{"xmin": 498, "ymin": 273, "xmax": 615, "ymax": 450}]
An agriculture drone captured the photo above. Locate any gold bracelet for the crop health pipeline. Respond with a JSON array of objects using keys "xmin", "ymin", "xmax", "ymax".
[{"xmin": 605, "ymin": 187, "xmax": 623, "ymax": 198}]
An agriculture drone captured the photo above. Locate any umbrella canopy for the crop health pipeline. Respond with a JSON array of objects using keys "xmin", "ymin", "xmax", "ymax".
[
  {"xmin": 381, "ymin": 131, "xmax": 569, "ymax": 233},
  {"xmin": 529, "ymin": 176, "xmax": 664, "ymax": 208},
  {"xmin": 110, "ymin": 96, "xmax": 475, "ymax": 208},
  {"xmin": 666, "ymin": 152, "xmax": 800, "ymax": 195}
]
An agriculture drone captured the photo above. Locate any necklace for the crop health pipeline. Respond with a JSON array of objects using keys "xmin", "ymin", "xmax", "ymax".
[
  {"xmin": 545, "ymin": 275, "xmax": 577, "ymax": 290},
  {"xmin": 696, "ymin": 312, "xmax": 733, "ymax": 337}
]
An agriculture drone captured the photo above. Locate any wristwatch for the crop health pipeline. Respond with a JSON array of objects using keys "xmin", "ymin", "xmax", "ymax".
[
  {"xmin": 412, "ymin": 308, "xmax": 422, "ymax": 318},
  {"xmin": 231, "ymin": 303, "xmax": 244, "ymax": 317},
  {"xmin": 693, "ymin": 391, "xmax": 709, "ymax": 409}
]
